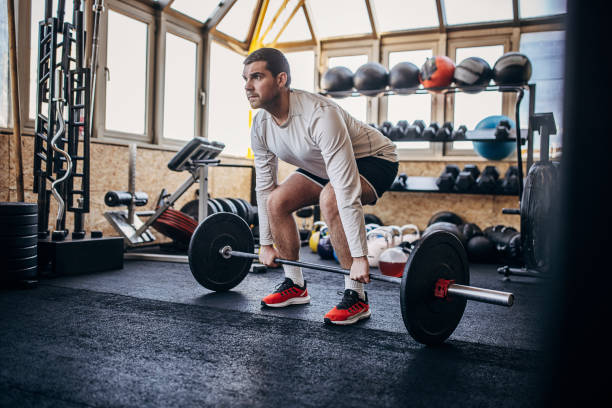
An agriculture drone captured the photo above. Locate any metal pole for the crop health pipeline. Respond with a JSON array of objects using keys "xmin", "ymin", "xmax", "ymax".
[
  {"xmin": 224, "ymin": 248, "xmax": 515, "ymax": 306},
  {"xmin": 7, "ymin": 0, "xmax": 24, "ymax": 202},
  {"xmin": 448, "ymin": 285, "xmax": 514, "ymax": 307},
  {"xmin": 89, "ymin": 0, "xmax": 105, "ymax": 137}
]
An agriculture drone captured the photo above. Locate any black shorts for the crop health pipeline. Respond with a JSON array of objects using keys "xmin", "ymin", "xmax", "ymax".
[{"xmin": 295, "ymin": 156, "xmax": 399, "ymax": 204}]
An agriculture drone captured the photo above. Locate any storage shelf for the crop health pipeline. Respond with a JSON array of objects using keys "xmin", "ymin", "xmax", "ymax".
[
  {"xmin": 389, "ymin": 176, "xmax": 518, "ymax": 196},
  {"xmin": 388, "ymin": 128, "xmax": 528, "ymax": 143},
  {"xmin": 320, "ymin": 84, "xmax": 527, "ymax": 98}
]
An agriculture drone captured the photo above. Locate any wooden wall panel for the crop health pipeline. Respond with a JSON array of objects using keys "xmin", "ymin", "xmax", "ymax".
[{"xmin": 5, "ymin": 134, "xmax": 522, "ymax": 237}]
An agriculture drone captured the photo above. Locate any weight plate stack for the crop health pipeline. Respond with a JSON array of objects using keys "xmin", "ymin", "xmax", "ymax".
[{"xmin": 0, "ymin": 202, "xmax": 39, "ymax": 281}]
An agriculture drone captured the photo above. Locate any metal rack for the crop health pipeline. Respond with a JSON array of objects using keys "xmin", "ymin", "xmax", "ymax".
[{"xmin": 321, "ymin": 83, "xmax": 537, "ymax": 199}]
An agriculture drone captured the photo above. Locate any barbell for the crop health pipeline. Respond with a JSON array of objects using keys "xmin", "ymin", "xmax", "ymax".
[{"xmin": 188, "ymin": 212, "xmax": 514, "ymax": 345}]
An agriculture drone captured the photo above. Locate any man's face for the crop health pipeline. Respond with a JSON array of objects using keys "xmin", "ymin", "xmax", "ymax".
[{"xmin": 242, "ymin": 61, "xmax": 286, "ymax": 110}]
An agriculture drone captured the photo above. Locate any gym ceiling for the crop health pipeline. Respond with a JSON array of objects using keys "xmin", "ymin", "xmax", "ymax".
[{"xmin": 145, "ymin": 0, "xmax": 566, "ymax": 53}]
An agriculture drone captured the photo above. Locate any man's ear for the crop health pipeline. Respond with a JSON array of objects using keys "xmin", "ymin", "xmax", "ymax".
[{"xmin": 277, "ymin": 72, "xmax": 288, "ymax": 88}]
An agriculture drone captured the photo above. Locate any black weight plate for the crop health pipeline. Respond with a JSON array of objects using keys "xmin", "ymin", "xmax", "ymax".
[
  {"xmin": 427, "ymin": 211, "xmax": 464, "ymax": 226},
  {"xmin": 237, "ymin": 198, "xmax": 254, "ymax": 225},
  {"xmin": 180, "ymin": 199, "xmax": 216, "ymax": 222},
  {"xmin": 0, "ymin": 265, "xmax": 38, "ymax": 281},
  {"xmin": 521, "ymin": 162, "xmax": 558, "ymax": 273},
  {"xmin": 0, "ymin": 255, "xmax": 37, "ymax": 270},
  {"xmin": 2, "ymin": 245, "xmax": 37, "ymax": 259},
  {"xmin": 0, "ymin": 202, "xmax": 37, "ymax": 215},
  {"xmin": 226, "ymin": 198, "xmax": 248, "ymax": 222},
  {"xmin": 208, "ymin": 199, "xmax": 221, "ymax": 214},
  {"xmin": 0, "ymin": 214, "xmax": 38, "ymax": 226},
  {"xmin": 209, "ymin": 198, "xmax": 225, "ymax": 214},
  {"xmin": 188, "ymin": 212, "xmax": 254, "ymax": 292},
  {"xmin": 400, "ymin": 230, "xmax": 469, "ymax": 345},
  {"xmin": 0, "ymin": 224, "xmax": 38, "ymax": 237},
  {"xmin": 0, "ymin": 235, "xmax": 38, "ymax": 248},
  {"xmin": 216, "ymin": 198, "xmax": 238, "ymax": 215}
]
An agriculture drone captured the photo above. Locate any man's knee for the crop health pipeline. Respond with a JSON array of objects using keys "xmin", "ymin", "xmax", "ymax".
[
  {"xmin": 267, "ymin": 188, "xmax": 292, "ymax": 216},
  {"xmin": 319, "ymin": 186, "xmax": 338, "ymax": 218}
]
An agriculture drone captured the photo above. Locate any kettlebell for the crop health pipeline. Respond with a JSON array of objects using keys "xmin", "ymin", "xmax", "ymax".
[
  {"xmin": 317, "ymin": 226, "xmax": 335, "ymax": 260},
  {"xmin": 366, "ymin": 228, "xmax": 393, "ymax": 268},
  {"xmin": 400, "ymin": 224, "xmax": 420, "ymax": 243},
  {"xmin": 379, "ymin": 247, "xmax": 409, "ymax": 277},
  {"xmin": 309, "ymin": 221, "xmax": 327, "ymax": 253}
]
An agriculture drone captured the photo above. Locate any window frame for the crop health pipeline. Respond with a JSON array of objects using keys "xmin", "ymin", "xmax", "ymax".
[
  {"xmin": 319, "ymin": 39, "xmax": 379, "ymax": 125},
  {"xmin": 444, "ymin": 31, "xmax": 513, "ymax": 156},
  {"xmin": 95, "ymin": 0, "xmax": 155, "ymax": 143},
  {"xmin": 380, "ymin": 35, "xmax": 440, "ymax": 159},
  {"xmin": 156, "ymin": 15, "xmax": 205, "ymax": 147}
]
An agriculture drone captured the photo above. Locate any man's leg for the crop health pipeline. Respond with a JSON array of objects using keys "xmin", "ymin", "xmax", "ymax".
[
  {"xmin": 319, "ymin": 176, "xmax": 377, "ymax": 270},
  {"xmin": 260, "ymin": 173, "xmax": 322, "ymax": 308},
  {"xmin": 267, "ymin": 173, "xmax": 322, "ymax": 261},
  {"xmin": 319, "ymin": 177, "xmax": 376, "ymax": 324}
]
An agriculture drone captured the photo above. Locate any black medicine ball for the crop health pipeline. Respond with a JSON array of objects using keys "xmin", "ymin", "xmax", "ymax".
[
  {"xmin": 389, "ymin": 61, "xmax": 420, "ymax": 93},
  {"xmin": 354, "ymin": 62, "xmax": 389, "ymax": 96},
  {"xmin": 454, "ymin": 57, "xmax": 492, "ymax": 93},
  {"xmin": 321, "ymin": 66, "xmax": 354, "ymax": 92},
  {"xmin": 493, "ymin": 52, "xmax": 532, "ymax": 85}
]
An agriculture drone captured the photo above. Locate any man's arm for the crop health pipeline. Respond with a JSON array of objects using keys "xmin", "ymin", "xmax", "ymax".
[
  {"xmin": 251, "ymin": 122, "xmax": 278, "ymax": 248},
  {"xmin": 310, "ymin": 107, "xmax": 367, "ymax": 258}
]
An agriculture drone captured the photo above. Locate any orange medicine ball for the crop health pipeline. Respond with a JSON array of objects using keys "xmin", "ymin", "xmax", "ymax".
[{"xmin": 419, "ymin": 56, "xmax": 456, "ymax": 90}]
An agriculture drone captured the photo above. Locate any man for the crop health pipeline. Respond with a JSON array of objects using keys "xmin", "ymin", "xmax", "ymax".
[{"xmin": 244, "ymin": 48, "xmax": 398, "ymax": 325}]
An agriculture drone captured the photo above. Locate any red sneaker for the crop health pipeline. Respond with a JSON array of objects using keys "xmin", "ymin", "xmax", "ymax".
[
  {"xmin": 324, "ymin": 289, "xmax": 371, "ymax": 325},
  {"xmin": 261, "ymin": 278, "xmax": 310, "ymax": 308}
]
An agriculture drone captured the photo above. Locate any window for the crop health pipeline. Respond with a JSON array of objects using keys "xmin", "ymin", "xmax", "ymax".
[
  {"xmin": 308, "ymin": 0, "xmax": 372, "ymax": 39},
  {"xmin": 326, "ymin": 54, "xmax": 368, "ymax": 122},
  {"xmin": 104, "ymin": 10, "xmax": 148, "ymax": 135},
  {"xmin": 452, "ymin": 45, "xmax": 504, "ymax": 150},
  {"xmin": 163, "ymin": 32, "xmax": 197, "ymax": 141},
  {"xmin": 285, "ymin": 50, "xmax": 315, "ymax": 92},
  {"xmin": 444, "ymin": 0, "xmax": 513, "ymax": 26},
  {"xmin": 171, "ymin": 0, "xmax": 221, "ymax": 23},
  {"xmin": 519, "ymin": 31, "xmax": 565, "ymax": 154},
  {"xmin": 207, "ymin": 42, "xmax": 252, "ymax": 157},
  {"xmin": 215, "ymin": 0, "xmax": 258, "ymax": 42},
  {"xmin": 387, "ymin": 49, "xmax": 433, "ymax": 150},
  {"xmin": 520, "ymin": 0, "xmax": 566, "ymax": 19},
  {"xmin": 371, "ymin": 0, "xmax": 438, "ymax": 32},
  {"xmin": 0, "ymin": 2, "xmax": 8, "ymax": 128}
]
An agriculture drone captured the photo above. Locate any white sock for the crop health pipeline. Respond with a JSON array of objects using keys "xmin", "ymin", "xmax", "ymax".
[
  {"xmin": 284, "ymin": 265, "xmax": 304, "ymax": 287},
  {"xmin": 345, "ymin": 276, "xmax": 366, "ymax": 300}
]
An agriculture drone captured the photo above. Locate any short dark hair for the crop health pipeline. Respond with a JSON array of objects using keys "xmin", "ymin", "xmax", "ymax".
[{"xmin": 243, "ymin": 47, "xmax": 291, "ymax": 88}]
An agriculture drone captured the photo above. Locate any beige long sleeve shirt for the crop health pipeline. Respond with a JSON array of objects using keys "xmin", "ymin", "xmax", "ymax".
[{"xmin": 250, "ymin": 89, "xmax": 398, "ymax": 257}]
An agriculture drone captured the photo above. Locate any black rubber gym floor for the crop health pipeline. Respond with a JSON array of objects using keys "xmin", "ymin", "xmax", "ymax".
[{"xmin": 0, "ymin": 248, "xmax": 547, "ymax": 407}]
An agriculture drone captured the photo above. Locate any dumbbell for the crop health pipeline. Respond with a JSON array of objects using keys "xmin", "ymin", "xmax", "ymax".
[
  {"xmin": 436, "ymin": 164, "xmax": 460, "ymax": 192},
  {"xmin": 455, "ymin": 165, "xmax": 480, "ymax": 193},
  {"xmin": 390, "ymin": 173, "xmax": 408, "ymax": 191},
  {"xmin": 405, "ymin": 120, "xmax": 426, "ymax": 139},
  {"xmin": 422, "ymin": 122, "xmax": 440, "ymax": 139},
  {"xmin": 451, "ymin": 125, "xmax": 468, "ymax": 140},
  {"xmin": 380, "ymin": 121, "xmax": 393, "ymax": 137},
  {"xmin": 484, "ymin": 225, "xmax": 522, "ymax": 263},
  {"xmin": 435, "ymin": 122, "xmax": 454, "ymax": 141},
  {"xmin": 104, "ymin": 191, "xmax": 148, "ymax": 207},
  {"xmin": 501, "ymin": 166, "xmax": 520, "ymax": 194},
  {"xmin": 495, "ymin": 120, "xmax": 512, "ymax": 140},
  {"xmin": 388, "ymin": 120, "xmax": 409, "ymax": 141},
  {"xmin": 477, "ymin": 165, "xmax": 500, "ymax": 193}
]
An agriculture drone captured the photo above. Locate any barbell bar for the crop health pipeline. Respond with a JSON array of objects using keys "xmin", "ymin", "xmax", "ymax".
[
  {"xmin": 188, "ymin": 212, "xmax": 515, "ymax": 345},
  {"xmin": 220, "ymin": 246, "xmax": 513, "ymax": 307}
]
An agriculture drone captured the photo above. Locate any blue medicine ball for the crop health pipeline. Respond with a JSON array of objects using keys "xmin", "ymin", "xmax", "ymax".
[{"xmin": 472, "ymin": 115, "xmax": 517, "ymax": 160}]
